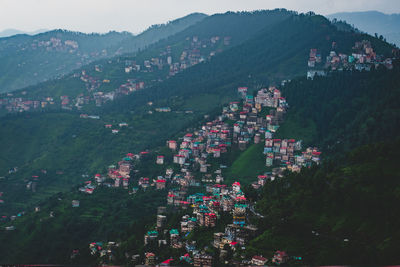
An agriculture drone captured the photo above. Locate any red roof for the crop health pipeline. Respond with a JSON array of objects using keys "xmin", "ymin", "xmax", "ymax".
[
  {"xmin": 162, "ymin": 259, "xmax": 173, "ymax": 264},
  {"xmin": 140, "ymin": 151, "xmax": 149, "ymax": 154},
  {"xmin": 253, "ymin": 255, "xmax": 268, "ymax": 261},
  {"xmin": 157, "ymin": 179, "xmax": 166, "ymax": 183},
  {"xmin": 185, "ymin": 133, "xmax": 193, "ymax": 137},
  {"xmin": 233, "ymin": 182, "xmax": 241, "ymax": 186},
  {"xmin": 95, "ymin": 174, "xmax": 101, "ymax": 177}
]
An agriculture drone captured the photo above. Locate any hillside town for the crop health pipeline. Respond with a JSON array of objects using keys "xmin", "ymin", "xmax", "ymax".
[
  {"xmin": 307, "ymin": 40, "xmax": 395, "ymax": 79},
  {"xmin": 1, "ymin": 83, "xmax": 321, "ymax": 265},
  {"xmin": 82, "ymin": 85, "xmax": 319, "ymax": 265},
  {"xmin": 0, "ymin": 35, "xmax": 231, "ymax": 113}
]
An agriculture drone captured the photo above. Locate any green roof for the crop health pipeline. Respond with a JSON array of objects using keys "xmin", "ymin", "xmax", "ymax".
[{"xmin": 170, "ymin": 229, "xmax": 179, "ymax": 235}]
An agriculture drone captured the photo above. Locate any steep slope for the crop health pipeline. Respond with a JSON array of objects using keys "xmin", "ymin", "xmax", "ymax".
[
  {"xmin": 276, "ymin": 62, "xmax": 400, "ymax": 155},
  {"xmin": 327, "ymin": 11, "xmax": 400, "ymax": 46},
  {"xmin": 3, "ymin": 9, "xmax": 294, "ymax": 101},
  {"xmin": 0, "ymin": 11, "xmax": 395, "ymax": 215},
  {"xmin": 0, "ymin": 30, "xmax": 132, "ymax": 93},
  {"xmin": 0, "ymin": 13, "xmax": 399, "ymax": 265},
  {"xmin": 0, "ymin": 13, "xmax": 206, "ymax": 93},
  {"xmin": 114, "ymin": 13, "xmax": 207, "ymax": 54},
  {"xmin": 251, "ymin": 139, "xmax": 400, "ymax": 265},
  {"xmin": 246, "ymin": 62, "xmax": 400, "ymax": 265}
]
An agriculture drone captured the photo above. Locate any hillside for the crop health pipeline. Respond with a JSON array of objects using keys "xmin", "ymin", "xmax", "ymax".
[
  {"xmin": 0, "ymin": 13, "xmax": 206, "ymax": 93},
  {"xmin": 0, "ymin": 30, "xmax": 132, "ymax": 93},
  {"xmin": 0, "ymin": 11, "xmax": 395, "ymax": 215},
  {"xmin": 251, "ymin": 139, "xmax": 400, "ymax": 265},
  {"xmin": 276, "ymin": 62, "xmax": 400, "ymax": 154},
  {"xmin": 112, "ymin": 13, "xmax": 207, "ymax": 54},
  {"xmin": 238, "ymin": 61, "xmax": 400, "ymax": 265},
  {"xmin": 327, "ymin": 11, "xmax": 400, "ymax": 47},
  {"xmin": 1, "ymin": 62, "xmax": 399, "ymax": 265}
]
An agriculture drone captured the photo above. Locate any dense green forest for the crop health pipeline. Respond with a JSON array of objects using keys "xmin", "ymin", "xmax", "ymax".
[
  {"xmin": 246, "ymin": 61, "xmax": 400, "ymax": 265},
  {"xmin": 250, "ymin": 139, "xmax": 400, "ymax": 265},
  {"xmin": 276, "ymin": 61, "xmax": 400, "ymax": 155}
]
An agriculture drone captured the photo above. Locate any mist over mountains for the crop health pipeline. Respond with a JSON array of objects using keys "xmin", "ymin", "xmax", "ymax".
[{"xmin": 327, "ymin": 11, "xmax": 400, "ymax": 46}]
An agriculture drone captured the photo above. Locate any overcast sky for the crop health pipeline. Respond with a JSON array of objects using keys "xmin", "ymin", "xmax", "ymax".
[{"xmin": 1, "ymin": 0, "xmax": 399, "ymax": 34}]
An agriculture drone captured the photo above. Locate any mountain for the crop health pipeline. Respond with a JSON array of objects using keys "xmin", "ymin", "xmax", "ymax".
[
  {"xmin": 0, "ymin": 30, "xmax": 133, "ymax": 93},
  {"xmin": 0, "ymin": 28, "xmax": 48, "ymax": 38},
  {"xmin": 113, "ymin": 13, "xmax": 207, "ymax": 54},
  {"xmin": 0, "ymin": 13, "xmax": 207, "ymax": 93},
  {"xmin": 0, "ymin": 10, "xmax": 398, "ymax": 264},
  {"xmin": 327, "ymin": 11, "xmax": 400, "ymax": 47},
  {"xmin": 248, "ymin": 63, "xmax": 400, "ymax": 265},
  {"xmin": 0, "ymin": 9, "xmax": 394, "ymax": 214},
  {"xmin": 0, "ymin": 9, "xmax": 300, "ymax": 214}
]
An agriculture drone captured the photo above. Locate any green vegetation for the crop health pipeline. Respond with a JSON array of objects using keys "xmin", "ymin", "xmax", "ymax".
[
  {"xmin": 225, "ymin": 143, "xmax": 269, "ymax": 184},
  {"xmin": 0, "ymin": 187, "xmax": 165, "ymax": 264},
  {"xmin": 250, "ymin": 139, "xmax": 400, "ymax": 265},
  {"xmin": 245, "ymin": 61, "xmax": 400, "ymax": 265},
  {"xmin": 277, "ymin": 61, "xmax": 400, "ymax": 154},
  {"xmin": 0, "ymin": 10, "xmax": 399, "ymax": 265}
]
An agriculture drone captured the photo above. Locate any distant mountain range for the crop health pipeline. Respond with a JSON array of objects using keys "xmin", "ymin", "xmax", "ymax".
[
  {"xmin": 0, "ymin": 28, "xmax": 49, "ymax": 38},
  {"xmin": 327, "ymin": 11, "xmax": 400, "ymax": 47}
]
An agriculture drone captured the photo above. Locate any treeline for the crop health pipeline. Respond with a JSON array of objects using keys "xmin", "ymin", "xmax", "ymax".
[{"xmin": 277, "ymin": 60, "xmax": 400, "ymax": 157}]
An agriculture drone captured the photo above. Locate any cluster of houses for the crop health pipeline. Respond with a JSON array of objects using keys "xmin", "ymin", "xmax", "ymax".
[
  {"xmin": 6, "ymin": 79, "xmax": 323, "ymax": 264},
  {"xmin": 31, "ymin": 37, "xmax": 80, "ymax": 52},
  {"xmin": 0, "ymin": 94, "xmax": 56, "ymax": 113},
  {"xmin": 0, "ymin": 35, "xmax": 232, "ymax": 114},
  {"xmin": 307, "ymin": 40, "xmax": 395, "ymax": 79},
  {"xmin": 166, "ymin": 36, "xmax": 230, "ymax": 76},
  {"xmin": 89, "ymin": 241, "xmax": 119, "ymax": 262},
  {"xmin": 77, "ymin": 70, "xmax": 146, "ymax": 108},
  {"xmin": 129, "ymin": 86, "xmax": 317, "ymax": 265},
  {"xmin": 142, "ymin": 181, "xmax": 269, "ymax": 266}
]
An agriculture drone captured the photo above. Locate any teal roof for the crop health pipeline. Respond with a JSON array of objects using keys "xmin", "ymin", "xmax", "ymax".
[{"xmin": 170, "ymin": 229, "xmax": 179, "ymax": 235}]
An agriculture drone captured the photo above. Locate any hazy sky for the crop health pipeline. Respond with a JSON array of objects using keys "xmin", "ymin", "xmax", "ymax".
[{"xmin": 1, "ymin": 0, "xmax": 399, "ymax": 34}]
